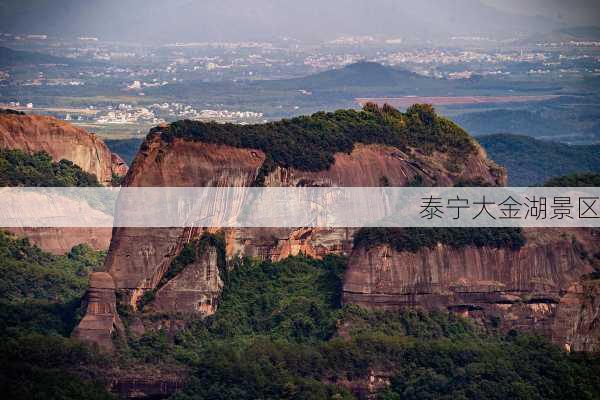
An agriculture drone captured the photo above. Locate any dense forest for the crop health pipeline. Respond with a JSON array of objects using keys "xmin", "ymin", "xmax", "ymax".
[
  {"xmin": 478, "ymin": 134, "xmax": 600, "ymax": 186},
  {"xmin": 352, "ymin": 227, "xmax": 526, "ymax": 252},
  {"xmin": 544, "ymin": 172, "xmax": 600, "ymax": 187},
  {"xmin": 1, "ymin": 231, "xmax": 599, "ymax": 400},
  {"xmin": 0, "ymin": 231, "xmax": 113, "ymax": 399}
]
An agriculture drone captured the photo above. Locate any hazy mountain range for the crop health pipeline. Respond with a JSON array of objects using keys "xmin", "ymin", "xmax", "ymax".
[
  {"xmin": 0, "ymin": 46, "xmax": 77, "ymax": 67},
  {"xmin": 0, "ymin": 0, "xmax": 567, "ymax": 43}
]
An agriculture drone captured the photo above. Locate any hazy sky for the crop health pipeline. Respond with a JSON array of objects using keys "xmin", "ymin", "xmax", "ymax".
[
  {"xmin": 482, "ymin": 0, "xmax": 600, "ymax": 25},
  {"xmin": 0, "ymin": 0, "xmax": 598, "ymax": 42}
]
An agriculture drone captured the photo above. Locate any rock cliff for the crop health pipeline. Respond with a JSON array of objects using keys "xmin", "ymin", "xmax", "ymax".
[
  {"xmin": 6, "ymin": 227, "xmax": 112, "ymax": 255},
  {"xmin": 0, "ymin": 110, "xmax": 128, "ymax": 253},
  {"xmin": 0, "ymin": 111, "xmax": 128, "ymax": 184},
  {"xmin": 150, "ymin": 240, "xmax": 224, "ymax": 316},
  {"xmin": 104, "ymin": 110, "xmax": 502, "ymax": 310},
  {"xmin": 342, "ymin": 227, "xmax": 600, "ymax": 352},
  {"xmin": 79, "ymin": 106, "xmax": 598, "ymax": 355},
  {"xmin": 73, "ymin": 272, "xmax": 124, "ymax": 352},
  {"xmin": 552, "ymin": 279, "xmax": 600, "ymax": 352}
]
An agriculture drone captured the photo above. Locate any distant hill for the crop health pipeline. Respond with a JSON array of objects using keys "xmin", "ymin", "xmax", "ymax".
[
  {"xmin": 558, "ymin": 26, "xmax": 600, "ymax": 40},
  {"xmin": 104, "ymin": 138, "xmax": 143, "ymax": 165},
  {"xmin": 478, "ymin": 134, "xmax": 600, "ymax": 186},
  {"xmin": 520, "ymin": 26, "xmax": 600, "ymax": 44},
  {"xmin": 454, "ymin": 109, "xmax": 571, "ymax": 137},
  {"xmin": 0, "ymin": 47, "xmax": 74, "ymax": 67},
  {"xmin": 269, "ymin": 62, "xmax": 432, "ymax": 90}
]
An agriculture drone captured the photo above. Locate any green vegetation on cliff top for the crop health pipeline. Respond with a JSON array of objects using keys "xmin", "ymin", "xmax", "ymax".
[
  {"xmin": 0, "ymin": 148, "xmax": 101, "ymax": 187},
  {"xmin": 154, "ymin": 103, "xmax": 477, "ymax": 173},
  {"xmin": 353, "ymin": 227, "xmax": 526, "ymax": 252}
]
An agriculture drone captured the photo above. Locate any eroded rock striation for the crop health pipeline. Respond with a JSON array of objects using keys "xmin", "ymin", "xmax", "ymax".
[
  {"xmin": 78, "ymin": 105, "xmax": 598, "ymax": 355},
  {"xmin": 104, "ymin": 106, "xmax": 502, "ymax": 311},
  {"xmin": 0, "ymin": 110, "xmax": 127, "ymax": 184},
  {"xmin": 150, "ymin": 240, "xmax": 224, "ymax": 315},
  {"xmin": 0, "ymin": 110, "xmax": 128, "ymax": 253},
  {"xmin": 342, "ymin": 227, "xmax": 600, "ymax": 352},
  {"xmin": 553, "ymin": 279, "xmax": 600, "ymax": 352},
  {"xmin": 73, "ymin": 272, "xmax": 124, "ymax": 352}
]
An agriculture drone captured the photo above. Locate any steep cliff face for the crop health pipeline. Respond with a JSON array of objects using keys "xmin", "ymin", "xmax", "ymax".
[
  {"xmin": 0, "ymin": 111, "xmax": 129, "ymax": 253},
  {"xmin": 150, "ymin": 243, "xmax": 224, "ymax": 316},
  {"xmin": 105, "ymin": 128, "xmax": 502, "ymax": 310},
  {"xmin": 553, "ymin": 279, "xmax": 600, "ymax": 352},
  {"xmin": 342, "ymin": 228, "xmax": 600, "ymax": 351},
  {"xmin": 5, "ymin": 227, "xmax": 112, "ymax": 255},
  {"xmin": 0, "ymin": 111, "xmax": 127, "ymax": 184}
]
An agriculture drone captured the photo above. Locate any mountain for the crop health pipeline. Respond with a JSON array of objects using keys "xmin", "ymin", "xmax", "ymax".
[
  {"xmin": 0, "ymin": 47, "xmax": 74, "ymax": 67},
  {"xmin": 0, "ymin": 110, "xmax": 128, "ymax": 185},
  {"xmin": 265, "ymin": 62, "xmax": 432, "ymax": 90},
  {"xmin": 478, "ymin": 133, "xmax": 600, "ymax": 185},
  {"xmin": 0, "ymin": 0, "xmax": 559, "ymax": 43},
  {"xmin": 104, "ymin": 138, "xmax": 144, "ymax": 165},
  {"xmin": 2, "ymin": 107, "xmax": 599, "ymax": 398},
  {"xmin": 521, "ymin": 25, "xmax": 600, "ymax": 44},
  {"xmin": 557, "ymin": 26, "xmax": 600, "ymax": 40},
  {"xmin": 0, "ymin": 110, "xmax": 128, "ymax": 253}
]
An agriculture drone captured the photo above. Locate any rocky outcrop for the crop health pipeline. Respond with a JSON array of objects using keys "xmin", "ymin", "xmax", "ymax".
[
  {"xmin": 71, "ymin": 109, "xmax": 600, "ymax": 357},
  {"xmin": 0, "ymin": 111, "xmax": 127, "ymax": 184},
  {"xmin": 150, "ymin": 243, "xmax": 223, "ymax": 315},
  {"xmin": 5, "ymin": 227, "xmax": 112, "ymax": 255},
  {"xmin": 553, "ymin": 279, "xmax": 600, "ymax": 353},
  {"xmin": 104, "ymin": 131, "xmax": 502, "ymax": 311},
  {"xmin": 73, "ymin": 272, "xmax": 124, "ymax": 352},
  {"xmin": 342, "ymin": 228, "xmax": 600, "ymax": 348},
  {"xmin": 0, "ymin": 111, "xmax": 129, "ymax": 253}
]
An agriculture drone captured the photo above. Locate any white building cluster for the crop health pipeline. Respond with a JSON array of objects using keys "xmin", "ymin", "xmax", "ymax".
[
  {"xmin": 149, "ymin": 102, "xmax": 264, "ymax": 123},
  {"xmin": 96, "ymin": 104, "xmax": 164, "ymax": 125}
]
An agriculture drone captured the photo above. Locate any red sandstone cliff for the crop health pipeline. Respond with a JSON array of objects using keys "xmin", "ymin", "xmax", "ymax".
[
  {"xmin": 342, "ymin": 228, "xmax": 600, "ymax": 352},
  {"xmin": 103, "ymin": 128, "xmax": 503, "ymax": 311},
  {"xmin": 67, "ymin": 110, "xmax": 600, "ymax": 359},
  {"xmin": 0, "ymin": 111, "xmax": 128, "ymax": 253},
  {"xmin": 73, "ymin": 272, "xmax": 124, "ymax": 352},
  {"xmin": 0, "ymin": 111, "xmax": 127, "ymax": 184}
]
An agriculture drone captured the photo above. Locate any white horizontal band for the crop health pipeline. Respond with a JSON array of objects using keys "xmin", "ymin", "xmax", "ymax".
[{"xmin": 0, "ymin": 187, "xmax": 599, "ymax": 228}]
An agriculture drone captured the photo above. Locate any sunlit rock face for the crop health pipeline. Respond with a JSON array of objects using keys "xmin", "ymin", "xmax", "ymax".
[
  {"xmin": 104, "ymin": 130, "xmax": 502, "ymax": 313},
  {"xmin": 0, "ymin": 111, "xmax": 128, "ymax": 185},
  {"xmin": 5, "ymin": 227, "xmax": 112, "ymax": 255},
  {"xmin": 0, "ymin": 111, "xmax": 128, "ymax": 253},
  {"xmin": 73, "ymin": 272, "xmax": 124, "ymax": 352},
  {"xmin": 342, "ymin": 227, "xmax": 600, "ymax": 350}
]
